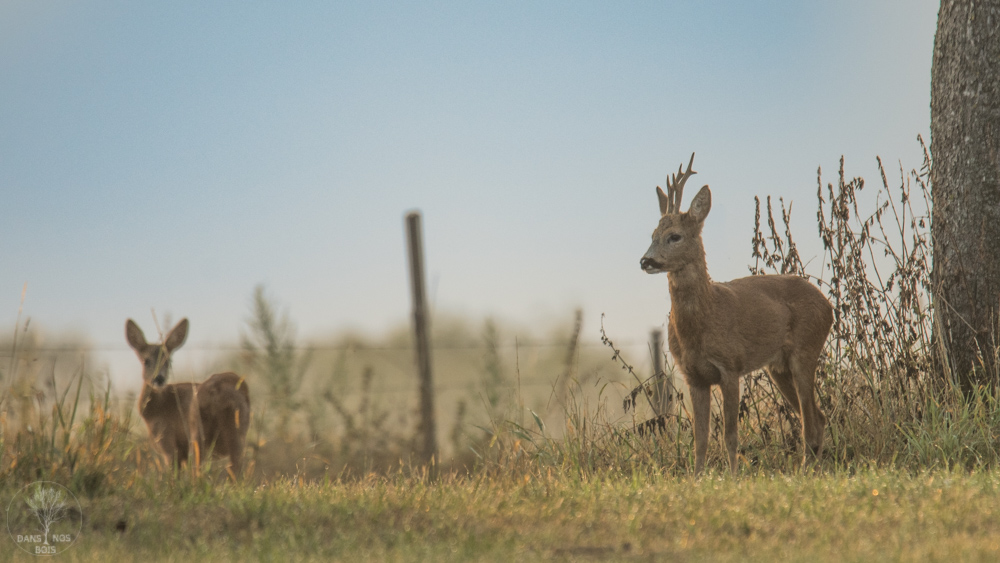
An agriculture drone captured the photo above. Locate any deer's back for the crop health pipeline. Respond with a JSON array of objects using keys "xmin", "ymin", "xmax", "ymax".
[
  {"xmin": 679, "ymin": 274, "xmax": 831, "ymax": 378},
  {"xmin": 199, "ymin": 372, "xmax": 250, "ymax": 406},
  {"xmin": 721, "ymin": 274, "xmax": 832, "ymax": 341}
]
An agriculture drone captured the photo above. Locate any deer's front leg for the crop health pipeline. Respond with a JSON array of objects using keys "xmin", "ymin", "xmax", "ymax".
[
  {"xmin": 690, "ymin": 384, "xmax": 711, "ymax": 475},
  {"xmin": 720, "ymin": 375, "xmax": 739, "ymax": 473}
]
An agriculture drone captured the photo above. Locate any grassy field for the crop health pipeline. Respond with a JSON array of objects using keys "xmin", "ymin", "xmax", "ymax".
[
  {"xmin": 6, "ymin": 150, "xmax": 1000, "ymax": 561},
  {"xmin": 4, "ymin": 467, "xmax": 1000, "ymax": 561}
]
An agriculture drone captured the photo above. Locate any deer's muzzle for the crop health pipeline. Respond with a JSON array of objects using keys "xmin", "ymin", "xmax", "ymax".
[{"xmin": 640, "ymin": 256, "xmax": 665, "ymax": 273}]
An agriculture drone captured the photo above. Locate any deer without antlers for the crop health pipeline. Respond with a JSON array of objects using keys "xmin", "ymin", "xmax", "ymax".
[
  {"xmin": 639, "ymin": 153, "xmax": 833, "ymax": 474},
  {"xmin": 126, "ymin": 318, "xmax": 251, "ymax": 478}
]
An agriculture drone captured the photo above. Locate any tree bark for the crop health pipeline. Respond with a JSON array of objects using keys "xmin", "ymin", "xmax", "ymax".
[{"xmin": 931, "ymin": 0, "xmax": 1000, "ymax": 392}]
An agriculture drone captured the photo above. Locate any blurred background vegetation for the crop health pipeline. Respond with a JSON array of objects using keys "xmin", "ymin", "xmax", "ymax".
[{"xmin": 0, "ymin": 280, "xmax": 636, "ymax": 486}]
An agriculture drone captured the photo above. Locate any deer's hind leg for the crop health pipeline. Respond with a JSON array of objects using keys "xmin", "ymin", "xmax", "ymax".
[
  {"xmin": 765, "ymin": 363, "xmax": 801, "ymax": 416},
  {"xmin": 767, "ymin": 357, "xmax": 824, "ymax": 467},
  {"xmin": 788, "ymin": 351, "xmax": 826, "ymax": 462},
  {"xmin": 219, "ymin": 401, "xmax": 249, "ymax": 477},
  {"xmin": 223, "ymin": 422, "xmax": 246, "ymax": 477},
  {"xmin": 205, "ymin": 391, "xmax": 250, "ymax": 479}
]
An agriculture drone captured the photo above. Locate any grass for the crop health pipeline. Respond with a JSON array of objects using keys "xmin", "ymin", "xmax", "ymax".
[{"xmin": 4, "ymin": 468, "xmax": 1000, "ymax": 561}]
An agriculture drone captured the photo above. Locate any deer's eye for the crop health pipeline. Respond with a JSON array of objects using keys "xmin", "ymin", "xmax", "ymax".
[{"xmin": 667, "ymin": 233, "xmax": 682, "ymax": 243}]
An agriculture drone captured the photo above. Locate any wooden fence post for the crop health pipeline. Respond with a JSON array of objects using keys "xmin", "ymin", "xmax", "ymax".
[
  {"xmin": 405, "ymin": 211, "xmax": 437, "ymax": 466},
  {"xmin": 650, "ymin": 328, "xmax": 673, "ymax": 418}
]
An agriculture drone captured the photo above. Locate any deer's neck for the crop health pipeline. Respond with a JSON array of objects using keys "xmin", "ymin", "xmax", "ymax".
[{"xmin": 666, "ymin": 254, "xmax": 713, "ymax": 331}]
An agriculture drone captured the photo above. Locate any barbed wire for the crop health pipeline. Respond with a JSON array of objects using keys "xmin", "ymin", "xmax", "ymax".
[{"xmin": 0, "ymin": 339, "xmax": 648, "ymax": 354}]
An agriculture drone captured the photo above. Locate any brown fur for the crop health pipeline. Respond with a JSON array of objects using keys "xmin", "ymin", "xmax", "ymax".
[
  {"xmin": 126, "ymin": 318, "xmax": 251, "ymax": 478},
  {"xmin": 640, "ymin": 154, "xmax": 833, "ymax": 473}
]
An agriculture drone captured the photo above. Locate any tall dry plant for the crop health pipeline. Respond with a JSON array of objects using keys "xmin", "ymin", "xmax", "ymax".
[{"xmin": 747, "ymin": 139, "xmax": 937, "ymax": 466}]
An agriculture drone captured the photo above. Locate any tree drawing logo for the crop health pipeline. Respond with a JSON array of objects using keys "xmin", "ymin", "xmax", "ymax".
[{"xmin": 6, "ymin": 481, "xmax": 82, "ymax": 556}]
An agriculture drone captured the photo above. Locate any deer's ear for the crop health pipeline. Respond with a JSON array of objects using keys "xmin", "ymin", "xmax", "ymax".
[
  {"xmin": 688, "ymin": 185, "xmax": 712, "ymax": 223},
  {"xmin": 164, "ymin": 318, "xmax": 189, "ymax": 351},
  {"xmin": 125, "ymin": 319, "xmax": 147, "ymax": 351},
  {"xmin": 656, "ymin": 186, "xmax": 670, "ymax": 216}
]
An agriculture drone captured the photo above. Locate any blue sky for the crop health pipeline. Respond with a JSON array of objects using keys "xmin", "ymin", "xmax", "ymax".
[{"xmin": 1, "ymin": 1, "xmax": 938, "ymax": 382}]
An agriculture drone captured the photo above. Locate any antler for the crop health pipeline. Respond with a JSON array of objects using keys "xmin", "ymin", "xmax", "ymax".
[{"xmin": 665, "ymin": 152, "xmax": 697, "ymax": 214}]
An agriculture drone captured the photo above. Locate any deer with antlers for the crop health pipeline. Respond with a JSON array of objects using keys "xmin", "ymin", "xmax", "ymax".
[
  {"xmin": 639, "ymin": 153, "xmax": 833, "ymax": 474},
  {"xmin": 126, "ymin": 318, "xmax": 250, "ymax": 478}
]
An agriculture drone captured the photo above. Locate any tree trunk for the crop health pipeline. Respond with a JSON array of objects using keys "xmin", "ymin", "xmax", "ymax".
[{"xmin": 930, "ymin": 0, "xmax": 1000, "ymax": 392}]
